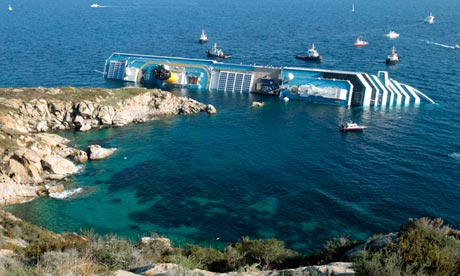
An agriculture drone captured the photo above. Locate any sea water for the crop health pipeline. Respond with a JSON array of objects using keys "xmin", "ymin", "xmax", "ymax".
[{"xmin": 2, "ymin": 0, "xmax": 460, "ymax": 253}]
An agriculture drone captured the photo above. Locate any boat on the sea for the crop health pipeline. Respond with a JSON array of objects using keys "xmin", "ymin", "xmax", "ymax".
[
  {"xmin": 340, "ymin": 121, "xmax": 367, "ymax": 132},
  {"xmin": 354, "ymin": 37, "xmax": 368, "ymax": 47},
  {"xmin": 205, "ymin": 43, "xmax": 231, "ymax": 59},
  {"xmin": 455, "ymin": 45, "xmax": 460, "ymax": 49},
  {"xmin": 103, "ymin": 52, "xmax": 436, "ymax": 107},
  {"xmin": 424, "ymin": 12, "xmax": 435, "ymax": 24},
  {"xmin": 385, "ymin": 31, "xmax": 400, "ymax": 39},
  {"xmin": 8, "ymin": 4, "xmax": 12, "ymax": 11},
  {"xmin": 199, "ymin": 30, "xmax": 208, "ymax": 43},
  {"xmin": 352, "ymin": 4, "xmax": 355, "ymax": 12},
  {"xmin": 90, "ymin": 3, "xmax": 101, "ymax": 8},
  {"xmin": 386, "ymin": 46, "xmax": 400, "ymax": 65},
  {"xmin": 295, "ymin": 43, "xmax": 322, "ymax": 62}
]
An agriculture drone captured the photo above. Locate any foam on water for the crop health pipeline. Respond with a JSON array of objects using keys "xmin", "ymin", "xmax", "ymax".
[
  {"xmin": 448, "ymin": 152, "xmax": 460, "ymax": 160},
  {"xmin": 49, "ymin": 188, "xmax": 84, "ymax": 200}
]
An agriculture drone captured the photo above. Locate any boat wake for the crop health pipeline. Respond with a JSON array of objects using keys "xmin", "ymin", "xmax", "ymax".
[
  {"xmin": 448, "ymin": 152, "xmax": 460, "ymax": 160},
  {"xmin": 424, "ymin": 40, "xmax": 459, "ymax": 49},
  {"xmin": 49, "ymin": 188, "xmax": 84, "ymax": 199}
]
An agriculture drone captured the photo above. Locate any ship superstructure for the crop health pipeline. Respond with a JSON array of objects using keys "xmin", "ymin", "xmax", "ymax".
[{"xmin": 104, "ymin": 53, "xmax": 434, "ymax": 107}]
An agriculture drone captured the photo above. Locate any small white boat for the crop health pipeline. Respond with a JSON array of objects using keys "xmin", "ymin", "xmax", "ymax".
[
  {"xmin": 424, "ymin": 12, "xmax": 435, "ymax": 24},
  {"xmin": 199, "ymin": 30, "xmax": 208, "ymax": 43},
  {"xmin": 352, "ymin": 3, "xmax": 355, "ymax": 12},
  {"xmin": 295, "ymin": 43, "xmax": 322, "ymax": 62},
  {"xmin": 8, "ymin": 4, "xmax": 12, "ymax": 11},
  {"xmin": 455, "ymin": 45, "xmax": 460, "ymax": 49},
  {"xmin": 385, "ymin": 31, "xmax": 400, "ymax": 39},
  {"xmin": 340, "ymin": 121, "xmax": 367, "ymax": 132},
  {"xmin": 90, "ymin": 3, "xmax": 101, "ymax": 8},
  {"xmin": 386, "ymin": 46, "xmax": 400, "ymax": 65},
  {"xmin": 354, "ymin": 36, "xmax": 369, "ymax": 47}
]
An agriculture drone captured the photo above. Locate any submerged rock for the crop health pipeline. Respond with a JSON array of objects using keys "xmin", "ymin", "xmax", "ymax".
[{"xmin": 251, "ymin": 101, "xmax": 265, "ymax": 107}]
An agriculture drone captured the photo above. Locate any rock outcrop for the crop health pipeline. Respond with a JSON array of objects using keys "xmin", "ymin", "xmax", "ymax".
[
  {"xmin": 116, "ymin": 262, "xmax": 355, "ymax": 276},
  {"xmin": 87, "ymin": 145, "xmax": 117, "ymax": 160},
  {"xmin": 0, "ymin": 87, "xmax": 212, "ymax": 205}
]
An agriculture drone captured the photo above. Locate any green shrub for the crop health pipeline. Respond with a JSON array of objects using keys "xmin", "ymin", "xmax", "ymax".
[
  {"xmin": 319, "ymin": 236, "xmax": 358, "ymax": 264},
  {"xmin": 184, "ymin": 244, "xmax": 230, "ymax": 272},
  {"xmin": 355, "ymin": 218, "xmax": 460, "ymax": 276},
  {"xmin": 86, "ymin": 233, "xmax": 137, "ymax": 272},
  {"xmin": 230, "ymin": 236, "xmax": 300, "ymax": 271}
]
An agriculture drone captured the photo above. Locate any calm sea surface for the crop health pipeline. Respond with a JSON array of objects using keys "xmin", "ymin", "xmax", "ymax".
[{"xmin": 2, "ymin": 0, "xmax": 460, "ymax": 253}]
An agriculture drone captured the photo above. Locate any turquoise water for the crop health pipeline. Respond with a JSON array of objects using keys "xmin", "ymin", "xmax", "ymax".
[{"xmin": 3, "ymin": 0, "xmax": 460, "ymax": 253}]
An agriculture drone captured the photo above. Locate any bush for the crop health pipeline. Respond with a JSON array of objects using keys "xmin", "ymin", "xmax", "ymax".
[
  {"xmin": 86, "ymin": 233, "xmax": 137, "ymax": 272},
  {"xmin": 184, "ymin": 244, "xmax": 230, "ymax": 272},
  {"xmin": 36, "ymin": 249, "xmax": 101, "ymax": 276},
  {"xmin": 355, "ymin": 218, "xmax": 460, "ymax": 276},
  {"xmin": 230, "ymin": 237, "xmax": 301, "ymax": 271}
]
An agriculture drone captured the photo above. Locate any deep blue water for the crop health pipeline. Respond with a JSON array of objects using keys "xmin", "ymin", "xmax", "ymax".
[{"xmin": 2, "ymin": 0, "xmax": 460, "ymax": 253}]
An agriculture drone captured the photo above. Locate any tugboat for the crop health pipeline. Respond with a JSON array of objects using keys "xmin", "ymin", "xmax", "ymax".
[
  {"xmin": 386, "ymin": 46, "xmax": 400, "ymax": 65},
  {"xmin": 205, "ymin": 43, "xmax": 231, "ymax": 59},
  {"xmin": 340, "ymin": 121, "xmax": 368, "ymax": 132},
  {"xmin": 295, "ymin": 43, "xmax": 322, "ymax": 62},
  {"xmin": 385, "ymin": 31, "xmax": 400, "ymax": 39},
  {"xmin": 354, "ymin": 36, "xmax": 369, "ymax": 47},
  {"xmin": 199, "ymin": 30, "xmax": 208, "ymax": 43},
  {"xmin": 424, "ymin": 12, "xmax": 435, "ymax": 24}
]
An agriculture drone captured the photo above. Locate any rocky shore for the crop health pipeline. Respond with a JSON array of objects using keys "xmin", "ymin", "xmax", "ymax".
[{"xmin": 0, "ymin": 86, "xmax": 215, "ymax": 205}]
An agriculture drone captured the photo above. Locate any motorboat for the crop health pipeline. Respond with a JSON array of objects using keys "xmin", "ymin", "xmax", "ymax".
[
  {"xmin": 199, "ymin": 30, "xmax": 208, "ymax": 43},
  {"xmin": 455, "ymin": 45, "xmax": 460, "ymax": 49},
  {"xmin": 385, "ymin": 31, "xmax": 400, "ymax": 39},
  {"xmin": 295, "ymin": 43, "xmax": 322, "ymax": 62},
  {"xmin": 8, "ymin": 4, "xmax": 12, "ymax": 11},
  {"xmin": 90, "ymin": 3, "xmax": 101, "ymax": 8},
  {"xmin": 205, "ymin": 43, "xmax": 231, "ymax": 59},
  {"xmin": 340, "ymin": 121, "xmax": 367, "ymax": 132},
  {"xmin": 354, "ymin": 36, "xmax": 369, "ymax": 47},
  {"xmin": 352, "ymin": 3, "xmax": 355, "ymax": 12},
  {"xmin": 386, "ymin": 46, "xmax": 400, "ymax": 65},
  {"xmin": 424, "ymin": 12, "xmax": 434, "ymax": 24}
]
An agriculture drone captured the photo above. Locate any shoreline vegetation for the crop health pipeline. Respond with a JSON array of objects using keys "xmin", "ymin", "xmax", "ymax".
[{"xmin": 0, "ymin": 87, "xmax": 459, "ymax": 275}]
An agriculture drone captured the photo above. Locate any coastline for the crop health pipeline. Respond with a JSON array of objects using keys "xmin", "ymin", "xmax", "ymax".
[{"xmin": 0, "ymin": 86, "xmax": 215, "ymax": 206}]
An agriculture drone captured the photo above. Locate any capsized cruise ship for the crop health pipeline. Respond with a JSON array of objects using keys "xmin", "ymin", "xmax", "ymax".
[{"xmin": 104, "ymin": 53, "xmax": 435, "ymax": 107}]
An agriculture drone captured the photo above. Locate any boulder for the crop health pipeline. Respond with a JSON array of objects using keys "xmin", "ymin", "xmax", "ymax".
[
  {"xmin": 46, "ymin": 184, "xmax": 65, "ymax": 194},
  {"xmin": 87, "ymin": 145, "xmax": 117, "ymax": 160},
  {"xmin": 76, "ymin": 101, "xmax": 95, "ymax": 118},
  {"xmin": 97, "ymin": 105, "xmax": 115, "ymax": 125},
  {"xmin": 0, "ymin": 115, "xmax": 28, "ymax": 133},
  {"xmin": 140, "ymin": 237, "xmax": 172, "ymax": 249},
  {"xmin": 5, "ymin": 159, "xmax": 29, "ymax": 184},
  {"xmin": 79, "ymin": 120, "xmax": 92, "ymax": 132},
  {"xmin": 73, "ymin": 150, "xmax": 88, "ymax": 163},
  {"xmin": 0, "ymin": 182, "xmax": 42, "ymax": 205},
  {"xmin": 41, "ymin": 155, "xmax": 77, "ymax": 175},
  {"xmin": 206, "ymin": 104, "xmax": 217, "ymax": 114}
]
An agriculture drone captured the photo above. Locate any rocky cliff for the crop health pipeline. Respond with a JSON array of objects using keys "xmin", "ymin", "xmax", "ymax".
[{"xmin": 0, "ymin": 87, "xmax": 214, "ymax": 205}]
